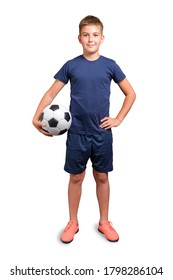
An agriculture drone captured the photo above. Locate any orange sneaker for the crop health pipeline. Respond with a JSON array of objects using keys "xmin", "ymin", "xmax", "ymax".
[
  {"xmin": 61, "ymin": 221, "xmax": 79, "ymax": 243},
  {"xmin": 98, "ymin": 221, "xmax": 119, "ymax": 242}
]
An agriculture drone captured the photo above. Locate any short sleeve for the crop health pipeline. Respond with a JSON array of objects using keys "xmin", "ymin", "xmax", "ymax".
[
  {"xmin": 54, "ymin": 61, "xmax": 70, "ymax": 84},
  {"xmin": 112, "ymin": 61, "xmax": 126, "ymax": 83}
]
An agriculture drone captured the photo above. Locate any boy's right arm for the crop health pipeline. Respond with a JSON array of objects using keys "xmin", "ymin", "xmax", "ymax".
[{"xmin": 32, "ymin": 80, "xmax": 65, "ymax": 136}]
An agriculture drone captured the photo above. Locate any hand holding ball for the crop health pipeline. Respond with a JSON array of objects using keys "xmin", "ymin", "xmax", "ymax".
[{"xmin": 39, "ymin": 104, "xmax": 72, "ymax": 136}]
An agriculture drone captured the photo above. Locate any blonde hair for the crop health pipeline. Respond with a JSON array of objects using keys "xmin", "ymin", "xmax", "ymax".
[{"xmin": 79, "ymin": 15, "xmax": 104, "ymax": 34}]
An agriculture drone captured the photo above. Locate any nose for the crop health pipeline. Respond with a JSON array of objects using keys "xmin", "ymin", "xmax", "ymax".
[{"xmin": 88, "ymin": 35, "xmax": 93, "ymax": 42}]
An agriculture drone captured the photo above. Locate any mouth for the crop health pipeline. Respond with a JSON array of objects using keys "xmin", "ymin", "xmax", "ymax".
[{"xmin": 87, "ymin": 44, "xmax": 95, "ymax": 48}]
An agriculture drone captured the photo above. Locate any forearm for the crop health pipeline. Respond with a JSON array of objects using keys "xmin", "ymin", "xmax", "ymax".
[
  {"xmin": 115, "ymin": 92, "xmax": 136, "ymax": 122},
  {"xmin": 116, "ymin": 78, "xmax": 136, "ymax": 122},
  {"xmin": 32, "ymin": 92, "xmax": 54, "ymax": 122},
  {"xmin": 32, "ymin": 80, "xmax": 65, "ymax": 122},
  {"xmin": 100, "ymin": 80, "xmax": 136, "ymax": 130}
]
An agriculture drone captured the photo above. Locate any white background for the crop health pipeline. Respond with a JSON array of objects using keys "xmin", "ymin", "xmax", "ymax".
[{"xmin": 0, "ymin": 0, "xmax": 172, "ymax": 279}]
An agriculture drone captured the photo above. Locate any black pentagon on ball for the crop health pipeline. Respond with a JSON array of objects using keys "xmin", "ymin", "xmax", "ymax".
[
  {"xmin": 64, "ymin": 112, "xmax": 71, "ymax": 122},
  {"xmin": 48, "ymin": 118, "xmax": 58, "ymax": 127},
  {"xmin": 59, "ymin": 129, "xmax": 67, "ymax": 135},
  {"xmin": 50, "ymin": 104, "xmax": 60, "ymax": 111}
]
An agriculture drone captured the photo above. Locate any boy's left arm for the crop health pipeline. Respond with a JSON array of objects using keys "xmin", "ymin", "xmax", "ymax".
[{"xmin": 100, "ymin": 78, "xmax": 136, "ymax": 130}]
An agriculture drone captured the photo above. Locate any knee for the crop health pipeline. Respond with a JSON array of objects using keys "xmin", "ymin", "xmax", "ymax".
[
  {"xmin": 93, "ymin": 170, "xmax": 108, "ymax": 184},
  {"xmin": 70, "ymin": 172, "xmax": 85, "ymax": 185}
]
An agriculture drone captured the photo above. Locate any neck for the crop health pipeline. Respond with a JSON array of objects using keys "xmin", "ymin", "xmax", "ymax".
[{"xmin": 83, "ymin": 52, "xmax": 100, "ymax": 61}]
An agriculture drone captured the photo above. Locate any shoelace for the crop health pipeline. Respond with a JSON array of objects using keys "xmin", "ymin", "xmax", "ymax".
[
  {"xmin": 106, "ymin": 221, "xmax": 115, "ymax": 231},
  {"xmin": 64, "ymin": 221, "xmax": 75, "ymax": 232}
]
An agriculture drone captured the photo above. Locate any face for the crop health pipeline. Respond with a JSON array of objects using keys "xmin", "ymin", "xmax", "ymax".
[{"xmin": 78, "ymin": 25, "xmax": 104, "ymax": 56}]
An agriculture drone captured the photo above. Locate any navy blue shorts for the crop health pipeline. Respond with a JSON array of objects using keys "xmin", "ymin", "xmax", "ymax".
[{"xmin": 64, "ymin": 132, "xmax": 113, "ymax": 174}]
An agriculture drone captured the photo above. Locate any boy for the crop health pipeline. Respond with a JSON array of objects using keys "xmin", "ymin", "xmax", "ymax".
[{"xmin": 32, "ymin": 15, "xmax": 136, "ymax": 243}]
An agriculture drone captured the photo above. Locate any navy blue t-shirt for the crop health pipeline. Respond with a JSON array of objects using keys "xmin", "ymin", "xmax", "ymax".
[{"xmin": 54, "ymin": 55, "xmax": 126, "ymax": 134}]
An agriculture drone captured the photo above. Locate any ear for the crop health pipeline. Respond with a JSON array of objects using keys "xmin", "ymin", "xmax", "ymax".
[
  {"xmin": 78, "ymin": 35, "xmax": 82, "ymax": 44},
  {"xmin": 101, "ymin": 34, "xmax": 105, "ymax": 43}
]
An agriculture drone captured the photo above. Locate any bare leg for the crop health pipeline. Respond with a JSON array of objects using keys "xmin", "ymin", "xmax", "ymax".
[
  {"xmin": 93, "ymin": 169, "xmax": 110, "ymax": 225},
  {"xmin": 68, "ymin": 171, "xmax": 85, "ymax": 225}
]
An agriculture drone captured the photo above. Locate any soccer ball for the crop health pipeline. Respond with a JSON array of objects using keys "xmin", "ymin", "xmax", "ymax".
[{"xmin": 39, "ymin": 104, "xmax": 72, "ymax": 136}]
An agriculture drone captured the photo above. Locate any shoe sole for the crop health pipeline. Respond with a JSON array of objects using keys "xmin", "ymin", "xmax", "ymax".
[
  {"xmin": 61, "ymin": 229, "xmax": 79, "ymax": 244},
  {"xmin": 98, "ymin": 228, "xmax": 119, "ymax": 242}
]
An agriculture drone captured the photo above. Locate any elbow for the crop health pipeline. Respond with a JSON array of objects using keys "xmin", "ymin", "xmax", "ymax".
[
  {"xmin": 132, "ymin": 91, "xmax": 136, "ymax": 103},
  {"xmin": 134, "ymin": 92, "xmax": 136, "ymax": 102}
]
